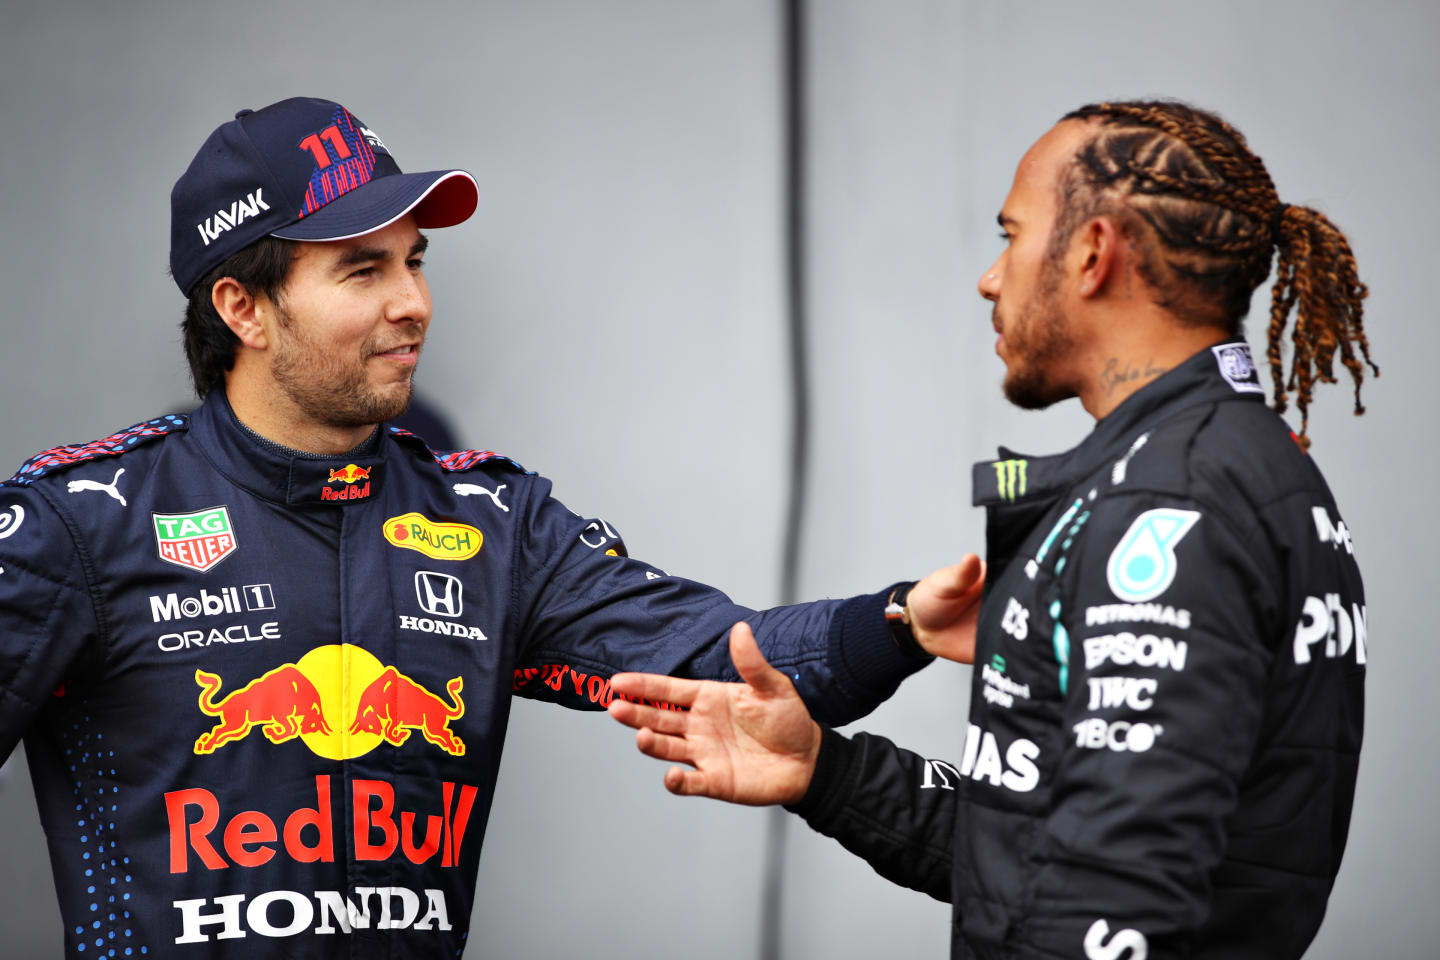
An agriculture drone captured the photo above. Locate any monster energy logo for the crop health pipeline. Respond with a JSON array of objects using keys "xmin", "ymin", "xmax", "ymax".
[
  {"xmin": 991, "ymin": 654, "xmax": 1006, "ymax": 673},
  {"xmin": 994, "ymin": 459, "xmax": 1028, "ymax": 501}
]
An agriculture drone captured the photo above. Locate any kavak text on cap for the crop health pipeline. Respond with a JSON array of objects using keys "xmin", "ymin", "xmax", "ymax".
[{"xmin": 170, "ymin": 97, "xmax": 478, "ymax": 296}]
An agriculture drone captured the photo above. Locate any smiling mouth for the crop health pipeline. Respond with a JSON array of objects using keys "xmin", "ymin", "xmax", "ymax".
[{"xmin": 376, "ymin": 344, "xmax": 420, "ymax": 358}]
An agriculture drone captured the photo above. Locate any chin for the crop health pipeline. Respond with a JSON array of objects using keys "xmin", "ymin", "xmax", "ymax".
[{"xmin": 1002, "ymin": 371, "xmax": 1068, "ymax": 411}]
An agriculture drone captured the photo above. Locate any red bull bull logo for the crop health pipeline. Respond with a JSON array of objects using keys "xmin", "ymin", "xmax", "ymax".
[
  {"xmin": 193, "ymin": 664, "xmax": 332, "ymax": 753},
  {"xmin": 328, "ymin": 464, "xmax": 372, "ymax": 483},
  {"xmin": 349, "ymin": 666, "xmax": 465, "ymax": 755},
  {"xmin": 321, "ymin": 463, "xmax": 373, "ymax": 501},
  {"xmin": 191, "ymin": 645, "xmax": 464, "ymax": 759}
]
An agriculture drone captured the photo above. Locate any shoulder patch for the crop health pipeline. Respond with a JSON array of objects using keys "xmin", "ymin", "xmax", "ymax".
[
  {"xmin": 388, "ymin": 425, "xmax": 531, "ymax": 475},
  {"xmin": 5, "ymin": 415, "xmax": 189, "ymax": 486}
]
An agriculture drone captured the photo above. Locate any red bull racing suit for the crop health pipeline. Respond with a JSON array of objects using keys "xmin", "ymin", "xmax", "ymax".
[
  {"xmin": 787, "ymin": 342, "xmax": 1365, "ymax": 959},
  {"xmin": 0, "ymin": 390, "xmax": 931, "ymax": 958}
]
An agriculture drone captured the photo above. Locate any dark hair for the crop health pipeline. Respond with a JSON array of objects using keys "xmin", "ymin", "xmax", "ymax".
[
  {"xmin": 180, "ymin": 236, "xmax": 298, "ymax": 398},
  {"xmin": 1056, "ymin": 99, "xmax": 1377, "ymax": 447}
]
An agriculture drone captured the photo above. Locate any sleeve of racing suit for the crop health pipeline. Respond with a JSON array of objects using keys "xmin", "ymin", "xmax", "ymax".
[
  {"xmin": 0, "ymin": 486, "xmax": 103, "ymax": 764},
  {"xmin": 784, "ymin": 725, "xmax": 955, "ymax": 902},
  {"xmin": 1018, "ymin": 492, "xmax": 1277, "ymax": 959},
  {"xmin": 508, "ymin": 479, "xmax": 932, "ymax": 726}
]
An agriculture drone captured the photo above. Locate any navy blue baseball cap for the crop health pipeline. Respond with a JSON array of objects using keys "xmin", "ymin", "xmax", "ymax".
[{"xmin": 170, "ymin": 97, "xmax": 478, "ymax": 296}]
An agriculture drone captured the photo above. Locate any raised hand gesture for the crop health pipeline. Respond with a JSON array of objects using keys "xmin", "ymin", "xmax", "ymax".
[{"xmin": 607, "ymin": 621, "xmax": 821, "ymax": 806}]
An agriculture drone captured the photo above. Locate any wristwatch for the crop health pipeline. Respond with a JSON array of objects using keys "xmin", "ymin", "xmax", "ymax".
[{"xmin": 884, "ymin": 582, "xmax": 930, "ymax": 658}]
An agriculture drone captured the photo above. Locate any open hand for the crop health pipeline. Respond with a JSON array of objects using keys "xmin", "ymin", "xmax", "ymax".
[{"xmin": 607, "ymin": 621, "xmax": 821, "ymax": 806}]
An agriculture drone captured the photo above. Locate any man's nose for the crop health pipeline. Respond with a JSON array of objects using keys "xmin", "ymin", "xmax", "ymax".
[
  {"xmin": 388, "ymin": 271, "xmax": 431, "ymax": 325},
  {"xmin": 978, "ymin": 257, "xmax": 1002, "ymax": 302}
]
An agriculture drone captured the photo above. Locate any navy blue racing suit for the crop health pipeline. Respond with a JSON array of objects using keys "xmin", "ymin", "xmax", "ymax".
[{"xmin": 0, "ymin": 389, "xmax": 930, "ymax": 957}]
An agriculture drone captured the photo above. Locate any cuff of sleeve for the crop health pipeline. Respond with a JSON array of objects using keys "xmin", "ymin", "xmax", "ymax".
[
  {"xmin": 828, "ymin": 586, "xmax": 934, "ymax": 704},
  {"xmin": 784, "ymin": 724, "xmax": 859, "ymax": 827}
]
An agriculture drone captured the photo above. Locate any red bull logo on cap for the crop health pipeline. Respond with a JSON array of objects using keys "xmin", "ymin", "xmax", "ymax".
[
  {"xmin": 154, "ymin": 506, "xmax": 237, "ymax": 572},
  {"xmin": 191, "ymin": 645, "xmax": 465, "ymax": 759}
]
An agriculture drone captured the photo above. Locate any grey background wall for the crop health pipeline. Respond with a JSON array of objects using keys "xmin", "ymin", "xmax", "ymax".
[{"xmin": 1, "ymin": 1, "xmax": 1435, "ymax": 957}]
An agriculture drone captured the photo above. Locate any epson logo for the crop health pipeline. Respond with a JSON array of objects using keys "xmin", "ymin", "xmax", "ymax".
[
  {"xmin": 195, "ymin": 188, "xmax": 271, "ymax": 247},
  {"xmin": 150, "ymin": 584, "xmax": 274, "ymax": 623},
  {"xmin": 1083, "ymin": 633, "xmax": 1188, "ymax": 672}
]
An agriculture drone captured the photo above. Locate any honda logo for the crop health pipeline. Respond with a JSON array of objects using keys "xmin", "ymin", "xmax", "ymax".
[{"xmin": 414, "ymin": 571, "xmax": 463, "ymax": 618}]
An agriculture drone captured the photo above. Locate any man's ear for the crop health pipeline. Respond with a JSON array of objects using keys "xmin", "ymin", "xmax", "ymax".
[
  {"xmin": 1075, "ymin": 215, "xmax": 1122, "ymax": 299},
  {"xmin": 212, "ymin": 277, "xmax": 270, "ymax": 350}
]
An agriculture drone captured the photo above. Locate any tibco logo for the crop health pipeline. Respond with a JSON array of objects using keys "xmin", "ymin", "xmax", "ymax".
[
  {"xmin": 150, "ymin": 584, "xmax": 275, "ymax": 623},
  {"xmin": 1072, "ymin": 718, "xmax": 1161, "ymax": 753}
]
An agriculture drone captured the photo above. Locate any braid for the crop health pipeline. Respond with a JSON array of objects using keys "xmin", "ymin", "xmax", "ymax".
[{"xmin": 1059, "ymin": 99, "xmax": 1378, "ymax": 448}]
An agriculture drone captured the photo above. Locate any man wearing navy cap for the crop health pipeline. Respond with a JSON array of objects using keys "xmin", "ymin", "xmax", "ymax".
[{"xmin": 0, "ymin": 97, "xmax": 983, "ymax": 957}]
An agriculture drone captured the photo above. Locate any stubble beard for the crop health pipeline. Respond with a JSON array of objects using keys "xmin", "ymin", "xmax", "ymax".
[
  {"xmin": 999, "ymin": 258, "xmax": 1075, "ymax": 410},
  {"xmin": 270, "ymin": 304, "xmax": 417, "ymax": 430}
]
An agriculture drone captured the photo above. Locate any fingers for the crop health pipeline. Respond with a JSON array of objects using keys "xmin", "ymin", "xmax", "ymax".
[
  {"xmin": 728, "ymin": 622, "xmax": 793, "ymax": 698},
  {"xmin": 608, "ymin": 671, "xmax": 702, "ymax": 708},
  {"xmin": 664, "ymin": 766, "xmax": 716, "ymax": 797},
  {"xmin": 608, "ymin": 697, "xmax": 690, "ymax": 735},
  {"xmin": 635, "ymin": 726, "xmax": 693, "ymax": 764},
  {"xmin": 930, "ymin": 554, "xmax": 984, "ymax": 597}
]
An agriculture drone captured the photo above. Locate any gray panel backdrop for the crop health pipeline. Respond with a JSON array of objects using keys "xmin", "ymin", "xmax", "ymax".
[{"xmin": 1, "ymin": 1, "xmax": 1435, "ymax": 957}]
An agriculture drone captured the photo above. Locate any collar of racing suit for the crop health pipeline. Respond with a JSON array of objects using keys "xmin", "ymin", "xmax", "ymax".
[
  {"xmin": 971, "ymin": 337, "xmax": 1270, "ymax": 507},
  {"xmin": 191, "ymin": 390, "xmax": 391, "ymax": 507}
]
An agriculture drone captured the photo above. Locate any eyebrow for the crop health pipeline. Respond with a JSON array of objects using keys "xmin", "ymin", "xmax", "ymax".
[
  {"xmin": 331, "ymin": 233, "xmax": 430, "ymax": 273},
  {"xmin": 997, "ymin": 213, "xmax": 1018, "ymax": 229}
]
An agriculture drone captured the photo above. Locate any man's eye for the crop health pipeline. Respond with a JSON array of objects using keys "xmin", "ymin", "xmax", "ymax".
[
  {"xmin": 407, "ymin": 258, "xmax": 426, "ymax": 271},
  {"xmin": 349, "ymin": 266, "xmax": 376, "ymax": 279},
  {"xmin": 998, "ymin": 231, "xmax": 1012, "ymax": 242}
]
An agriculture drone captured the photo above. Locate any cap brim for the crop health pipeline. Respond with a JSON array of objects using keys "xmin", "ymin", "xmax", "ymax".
[{"xmin": 271, "ymin": 169, "xmax": 478, "ymax": 242}]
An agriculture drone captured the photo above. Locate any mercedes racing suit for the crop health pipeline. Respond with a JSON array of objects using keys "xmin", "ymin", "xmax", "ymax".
[
  {"xmin": 789, "ymin": 341, "xmax": 1365, "ymax": 959},
  {"xmin": 0, "ymin": 389, "xmax": 931, "ymax": 958}
]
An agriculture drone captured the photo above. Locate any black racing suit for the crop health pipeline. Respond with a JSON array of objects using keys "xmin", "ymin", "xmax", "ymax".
[
  {"xmin": 790, "ymin": 341, "xmax": 1365, "ymax": 959},
  {"xmin": 0, "ymin": 389, "xmax": 931, "ymax": 958}
]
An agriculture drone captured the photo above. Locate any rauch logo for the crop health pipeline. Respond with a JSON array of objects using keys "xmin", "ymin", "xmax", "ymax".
[{"xmin": 383, "ymin": 513, "xmax": 481, "ymax": 561}]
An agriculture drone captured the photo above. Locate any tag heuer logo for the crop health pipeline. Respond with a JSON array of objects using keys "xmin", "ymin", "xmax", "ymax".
[{"xmin": 153, "ymin": 506, "xmax": 237, "ymax": 572}]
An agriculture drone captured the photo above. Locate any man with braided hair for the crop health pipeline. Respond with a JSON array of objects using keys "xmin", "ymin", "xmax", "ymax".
[{"xmin": 608, "ymin": 100, "xmax": 1373, "ymax": 959}]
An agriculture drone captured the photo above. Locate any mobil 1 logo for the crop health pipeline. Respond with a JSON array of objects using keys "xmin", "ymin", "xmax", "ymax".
[{"xmin": 150, "ymin": 584, "xmax": 276, "ymax": 623}]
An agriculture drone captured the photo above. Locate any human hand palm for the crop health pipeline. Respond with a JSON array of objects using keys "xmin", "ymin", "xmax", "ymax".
[{"xmin": 608, "ymin": 622, "xmax": 820, "ymax": 806}]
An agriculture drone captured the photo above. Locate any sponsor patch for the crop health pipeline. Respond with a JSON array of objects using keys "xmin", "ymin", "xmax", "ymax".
[
  {"xmin": 994, "ymin": 458, "xmax": 1028, "ymax": 501},
  {"xmin": 192, "ymin": 644, "xmax": 465, "ymax": 759},
  {"xmin": 1085, "ymin": 920, "xmax": 1149, "ymax": 960},
  {"xmin": 322, "ymin": 464, "xmax": 373, "ymax": 502},
  {"xmin": 66, "ymin": 467, "xmax": 128, "ymax": 507},
  {"xmin": 154, "ymin": 506, "xmax": 237, "ymax": 572},
  {"xmin": 0, "ymin": 504, "xmax": 25, "ymax": 540},
  {"xmin": 1211, "ymin": 342, "xmax": 1265, "ymax": 394},
  {"xmin": 1105, "ymin": 509, "xmax": 1200, "ymax": 603},
  {"xmin": 383, "ymin": 513, "xmax": 481, "ymax": 561},
  {"xmin": 1072, "ymin": 718, "xmax": 1162, "ymax": 752}
]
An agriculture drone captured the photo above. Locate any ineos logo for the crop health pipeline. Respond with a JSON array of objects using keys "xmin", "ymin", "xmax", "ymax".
[{"xmin": 415, "ymin": 571, "xmax": 463, "ymax": 619}]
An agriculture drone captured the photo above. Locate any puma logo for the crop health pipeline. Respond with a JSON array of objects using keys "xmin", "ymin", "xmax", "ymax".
[
  {"xmin": 67, "ymin": 468, "xmax": 127, "ymax": 507},
  {"xmin": 453, "ymin": 482, "xmax": 508, "ymax": 512}
]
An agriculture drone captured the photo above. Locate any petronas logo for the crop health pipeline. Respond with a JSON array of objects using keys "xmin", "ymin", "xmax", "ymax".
[{"xmin": 994, "ymin": 459, "xmax": 1028, "ymax": 501}]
